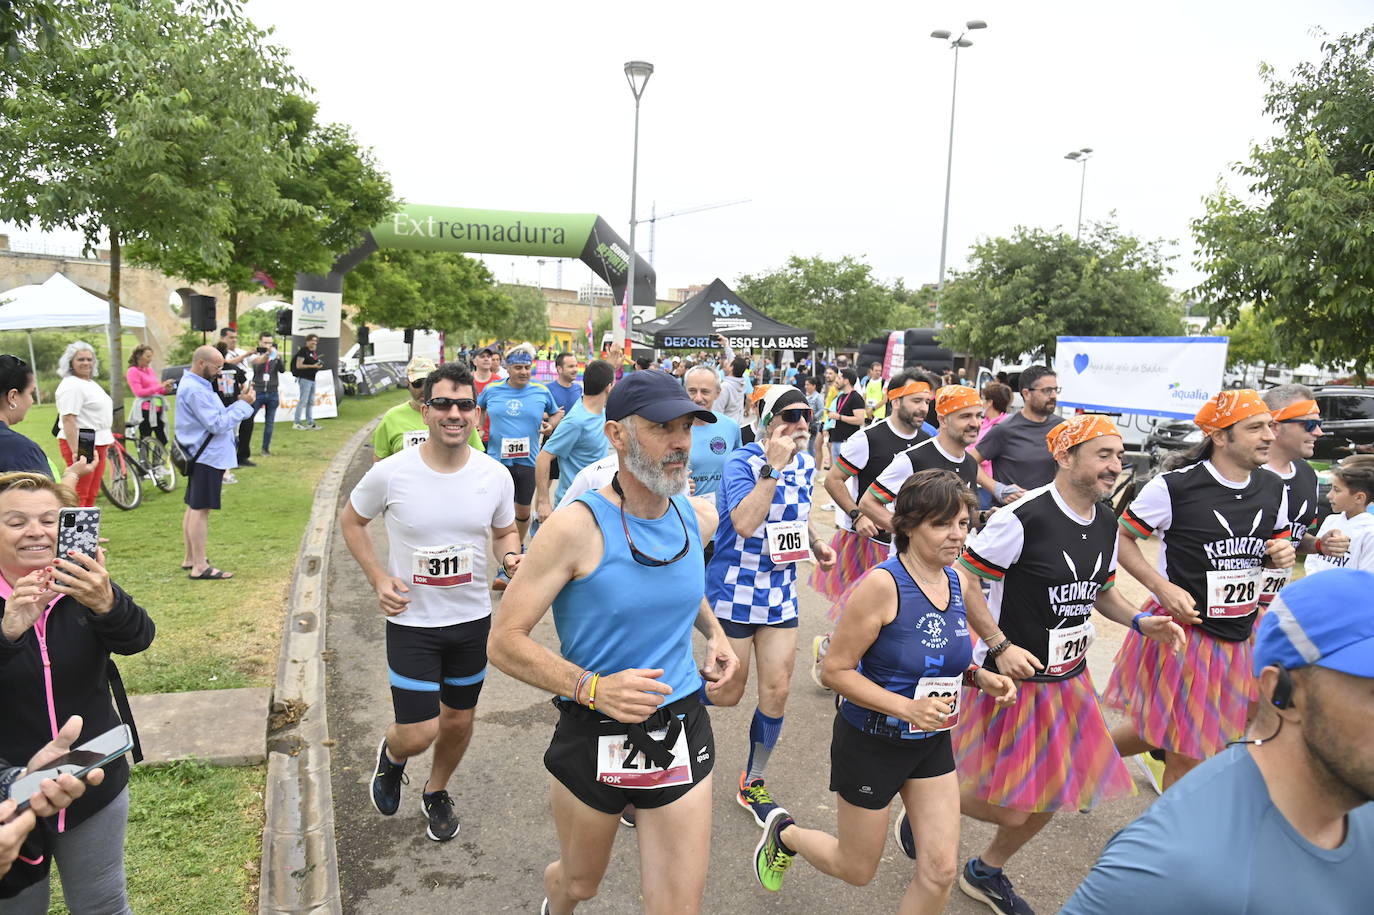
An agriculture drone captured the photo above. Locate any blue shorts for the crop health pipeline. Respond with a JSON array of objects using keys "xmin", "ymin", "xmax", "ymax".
[{"xmin": 718, "ymin": 616, "xmax": 799, "ymax": 639}]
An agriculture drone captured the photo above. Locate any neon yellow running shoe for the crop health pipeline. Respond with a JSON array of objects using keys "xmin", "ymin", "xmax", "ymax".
[{"xmin": 754, "ymin": 807, "xmax": 795, "ymax": 892}]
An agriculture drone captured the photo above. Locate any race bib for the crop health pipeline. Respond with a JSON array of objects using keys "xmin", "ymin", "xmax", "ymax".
[
  {"xmin": 1257, "ymin": 567, "xmax": 1291, "ymax": 609},
  {"xmin": 402, "ymin": 429, "xmax": 429, "ymax": 449},
  {"xmin": 766, "ymin": 520, "xmax": 809, "ymax": 564},
  {"xmin": 1205, "ymin": 567, "xmax": 1262, "ymax": 618},
  {"xmin": 1046, "ymin": 619, "xmax": 1095, "ymax": 677},
  {"xmin": 595, "ymin": 724, "xmax": 693, "ymax": 789},
  {"xmin": 909, "ymin": 676, "xmax": 962, "ymax": 733},
  {"xmin": 500, "ymin": 436, "xmax": 531, "ymax": 460},
  {"xmin": 411, "ymin": 545, "xmax": 473, "ymax": 587}
]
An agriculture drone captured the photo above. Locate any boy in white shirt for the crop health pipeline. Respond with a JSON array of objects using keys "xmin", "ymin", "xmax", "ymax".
[{"xmin": 1308, "ymin": 455, "xmax": 1374, "ymax": 574}]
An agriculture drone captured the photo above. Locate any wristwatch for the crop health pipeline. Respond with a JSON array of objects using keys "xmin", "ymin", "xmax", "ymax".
[
  {"xmin": 758, "ymin": 464, "xmax": 777, "ymax": 481},
  {"xmin": 848, "ymin": 508, "xmax": 861, "ymax": 521}
]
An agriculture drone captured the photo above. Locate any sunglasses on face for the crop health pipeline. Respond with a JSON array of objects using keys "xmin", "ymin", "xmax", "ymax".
[
  {"xmin": 777, "ymin": 408, "xmax": 813, "ymax": 424},
  {"xmin": 1277, "ymin": 418, "xmax": 1322, "ymax": 433},
  {"xmin": 425, "ymin": 397, "xmax": 477, "ymax": 412},
  {"xmin": 409, "ymin": 379, "xmax": 425, "ymax": 389}
]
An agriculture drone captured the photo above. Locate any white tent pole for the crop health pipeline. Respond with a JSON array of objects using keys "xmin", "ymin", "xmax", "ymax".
[{"xmin": 26, "ymin": 332, "xmax": 38, "ymax": 403}]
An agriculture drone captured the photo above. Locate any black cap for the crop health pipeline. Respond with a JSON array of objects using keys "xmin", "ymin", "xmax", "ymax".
[
  {"xmin": 477, "ymin": 344, "xmax": 499, "ymax": 355},
  {"xmin": 606, "ymin": 369, "xmax": 717, "ymax": 424}
]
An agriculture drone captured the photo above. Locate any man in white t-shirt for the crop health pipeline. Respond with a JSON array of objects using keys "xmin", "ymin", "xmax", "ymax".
[{"xmin": 340, "ymin": 361, "xmax": 520, "ymax": 842}]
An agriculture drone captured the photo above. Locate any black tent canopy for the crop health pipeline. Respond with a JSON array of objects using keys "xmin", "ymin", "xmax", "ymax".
[{"xmin": 643, "ymin": 278, "xmax": 814, "ymax": 350}]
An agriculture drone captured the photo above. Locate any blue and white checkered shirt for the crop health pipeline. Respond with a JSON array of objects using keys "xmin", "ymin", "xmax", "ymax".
[{"xmin": 706, "ymin": 442, "xmax": 815, "ymax": 625}]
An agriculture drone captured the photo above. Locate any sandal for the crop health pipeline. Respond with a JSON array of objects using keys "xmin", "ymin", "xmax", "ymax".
[{"xmin": 189, "ymin": 567, "xmax": 233, "ymax": 580}]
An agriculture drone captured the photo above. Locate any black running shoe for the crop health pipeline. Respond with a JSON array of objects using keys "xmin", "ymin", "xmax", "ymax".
[
  {"xmin": 620, "ymin": 805, "xmax": 636, "ymax": 828},
  {"xmin": 370, "ymin": 736, "xmax": 407, "ymax": 816},
  {"xmin": 420, "ymin": 789, "xmax": 459, "ymax": 841}
]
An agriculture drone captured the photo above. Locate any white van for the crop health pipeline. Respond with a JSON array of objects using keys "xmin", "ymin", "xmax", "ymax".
[{"xmin": 340, "ymin": 329, "xmax": 443, "ymax": 371}]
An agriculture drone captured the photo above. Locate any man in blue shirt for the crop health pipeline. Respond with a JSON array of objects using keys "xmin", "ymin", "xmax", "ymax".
[
  {"xmin": 1064, "ymin": 569, "xmax": 1374, "ymax": 914},
  {"xmin": 684, "ymin": 366, "xmax": 742, "ymax": 498},
  {"xmin": 477, "ymin": 347, "xmax": 563, "ymax": 542},
  {"xmin": 176, "ymin": 345, "xmax": 256, "ymax": 580},
  {"xmin": 535, "ymin": 360, "xmax": 614, "ymax": 522}
]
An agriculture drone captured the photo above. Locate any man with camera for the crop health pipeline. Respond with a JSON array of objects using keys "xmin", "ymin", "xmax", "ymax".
[
  {"xmin": 247, "ymin": 331, "xmax": 285, "ymax": 458},
  {"xmin": 176, "ymin": 345, "xmax": 255, "ymax": 580}
]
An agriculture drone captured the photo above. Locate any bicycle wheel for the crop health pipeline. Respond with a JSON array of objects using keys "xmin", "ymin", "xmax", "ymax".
[
  {"xmin": 101, "ymin": 442, "xmax": 142, "ymax": 510},
  {"xmin": 140, "ymin": 438, "xmax": 177, "ymax": 492}
]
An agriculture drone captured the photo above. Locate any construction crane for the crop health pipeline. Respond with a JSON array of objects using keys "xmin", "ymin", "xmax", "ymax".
[{"xmin": 638, "ymin": 198, "xmax": 750, "ymax": 266}]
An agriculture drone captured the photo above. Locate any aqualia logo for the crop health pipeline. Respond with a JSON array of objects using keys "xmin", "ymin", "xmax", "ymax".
[{"xmin": 1168, "ymin": 381, "xmax": 1210, "ymax": 403}]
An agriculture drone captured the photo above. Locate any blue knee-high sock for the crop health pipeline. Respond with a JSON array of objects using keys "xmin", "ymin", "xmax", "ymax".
[{"xmin": 745, "ymin": 708, "xmax": 784, "ymax": 782}]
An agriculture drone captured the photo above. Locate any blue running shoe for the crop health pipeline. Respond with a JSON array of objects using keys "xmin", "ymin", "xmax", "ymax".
[
  {"xmin": 958, "ymin": 858, "xmax": 1035, "ymax": 914},
  {"xmin": 370, "ymin": 735, "xmax": 408, "ymax": 816}
]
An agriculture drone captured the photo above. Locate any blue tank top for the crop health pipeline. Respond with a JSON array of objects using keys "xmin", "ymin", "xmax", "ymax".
[
  {"xmin": 551, "ymin": 490, "xmax": 704, "ymax": 702},
  {"xmin": 838, "ymin": 558, "xmax": 972, "ymax": 741}
]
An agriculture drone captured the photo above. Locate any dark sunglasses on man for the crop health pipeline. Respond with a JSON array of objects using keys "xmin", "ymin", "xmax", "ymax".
[
  {"xmin": 1276, "ymin": 417, "xmax": 1322, "ymax": 433},
  {"xmin": 776, "ymin": 408, "xmax": 813, "ymax": 424},
  {"xmin": 425, "ymin": 397, "xmax": 477, "ymax": 412},
  {"xmin": 409, "ymin": 379, "xmax": 425, "ymax": 389}
]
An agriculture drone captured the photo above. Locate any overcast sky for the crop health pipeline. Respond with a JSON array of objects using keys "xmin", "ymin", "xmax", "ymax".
[{"xmin": 7, "ymin": 0, "xmax": 1372, "ymax": 302}]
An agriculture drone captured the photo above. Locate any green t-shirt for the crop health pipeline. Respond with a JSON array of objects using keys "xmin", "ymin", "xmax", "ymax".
[{"xmin": 372, "ymin": 401, "xmax": 483, "ymax": 460}]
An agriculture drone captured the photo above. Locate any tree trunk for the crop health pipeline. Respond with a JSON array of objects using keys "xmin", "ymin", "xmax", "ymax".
[
  {"xmin": 228, "ymin": 287, "xmax": 239, "ymax": 327},
  {"xmin": 108, "ymin": 229, "xmax": 126, "ymax": 428}
]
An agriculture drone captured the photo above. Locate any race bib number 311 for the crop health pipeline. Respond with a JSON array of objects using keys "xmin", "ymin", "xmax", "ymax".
[{"xmin": 412, "ymin": 545, "xmax": 473, "ymax": 587}]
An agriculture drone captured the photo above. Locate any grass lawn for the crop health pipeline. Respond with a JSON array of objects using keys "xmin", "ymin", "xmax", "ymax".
[{"xmin": 12, "ymin": 385, "xmax": 407, "ymax": 914}]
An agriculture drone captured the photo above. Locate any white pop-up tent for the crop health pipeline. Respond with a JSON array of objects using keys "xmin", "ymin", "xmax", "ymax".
[{"xmin": 0, "ymin": 273, "xmax": 148, "ymax": 379}]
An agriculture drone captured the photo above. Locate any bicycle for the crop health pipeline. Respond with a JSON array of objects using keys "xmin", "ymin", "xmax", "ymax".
[{"xmin": 100, "ymin": 400, "xmax": 178, "ymax": 510}]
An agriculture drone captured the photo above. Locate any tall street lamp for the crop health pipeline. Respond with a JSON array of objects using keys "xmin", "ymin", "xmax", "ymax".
[
  {"xmin": 931, "ymin": 19, "xmax": 987, "ymax": 291},
  {"xmin": 1064, "ymin": 147, "xmax": 1094, "ymax": 240},
  {"xmin": 623, "ymin": 60, "xmax": 654, "ymax": 359}
]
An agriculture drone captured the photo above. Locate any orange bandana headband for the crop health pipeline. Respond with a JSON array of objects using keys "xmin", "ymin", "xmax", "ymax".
[
  {"xmin": 748, "ymin": 384, "xmax": 775, "ymax": 405},
  {"xmin": 1046, "ymin": 414, "xmax": 1121, "ymax": 455},
  {"xmin": 1193, "ymin": 389, "xmax": 1270, "ymax": 435},
  {"xmin": 1270, "ymin": 399, "xmax": 1319, "ymax": 423},
  {"xmin": 935, "ymin": 385, "xmax": 980, "ymax": 417},
  {"xmin": 887, "ymin": 381, "xmax": 932, "ymax": 401}
]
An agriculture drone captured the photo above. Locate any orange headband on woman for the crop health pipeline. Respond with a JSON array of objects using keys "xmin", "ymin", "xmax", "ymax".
[
  {"xmin": 1046, "ymin": 414, "xmax": 1122, "ymax": 455},
  {"xmin": 934, "ymin": 385, "xmax": 980, "ymax": 417},
  {"xmin": 886, "ymin": 381, "xmax": 931, "ymax": 401},
  {"xmin": 1270, "ymin": 399, "xmax": 1319, "ymax": 423},
  {"xmin": 1193, "ymin": 389, "xmax": 1270, "ymax": 435}
]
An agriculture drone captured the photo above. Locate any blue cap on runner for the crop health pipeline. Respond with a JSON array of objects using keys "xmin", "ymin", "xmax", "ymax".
[{"xmin": 1254, "ymin": 569, "xmax": 1374, "ymax": 677}]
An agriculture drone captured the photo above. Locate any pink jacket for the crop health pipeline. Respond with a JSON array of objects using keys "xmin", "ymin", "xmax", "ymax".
[{"xmin": 126, "ymin": 365, "xmax": 166, "ymax": 397}]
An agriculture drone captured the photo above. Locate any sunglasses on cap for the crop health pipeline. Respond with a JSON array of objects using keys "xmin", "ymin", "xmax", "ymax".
[
  {"xmin": 777, "ymin": 408, "xmax": 813, "ymax": 424},
  {"xmin": 1276, "ymin": 417, "xmax": 1322, "ymax": 433},
  {"xmin": 425, "ymin": 397, "xmax": 477, "ymax": 412}
]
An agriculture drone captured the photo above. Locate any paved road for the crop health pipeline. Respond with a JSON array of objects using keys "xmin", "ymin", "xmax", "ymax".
[{"xmin": 327, "ymin": 446, "xmax": 1161, "ymax": 913}]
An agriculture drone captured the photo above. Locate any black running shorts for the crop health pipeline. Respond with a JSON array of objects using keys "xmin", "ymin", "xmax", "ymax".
[
  {"xmin": 385, "ymin": 616, "xmax": 490, "ymax": 724},
  {"xmin": 183, "ymin": 463, "xmax": 224, "ymax": 510},
  {"xmin": 544, "ymin": 696, "xmax": 715, "ymax": 814},
  {"xmin": 828, "ymin": 713, "xmax": 954, "ymax": 809},
  {"xmin": 505, "ymin": 463, "xmax": 536, "ymax": 506}
]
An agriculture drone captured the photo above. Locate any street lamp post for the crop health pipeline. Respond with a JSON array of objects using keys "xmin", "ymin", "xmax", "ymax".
[
  {"xmin": 623, "ymin": 60, "xmax": 654, "ymax": 361},
  {"xmin": 1064, "ymin": 147, "xmax": 1094, "ymax": 240},
  {"xmin": 931, "ymin": 20, "xmax": 986, "ymax": 291}
]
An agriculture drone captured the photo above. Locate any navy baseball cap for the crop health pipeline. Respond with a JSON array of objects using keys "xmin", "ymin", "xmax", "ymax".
[
  {"xmin": 606, "ymin": 369, "xmax": 717, "ymax": 424},
  {"xmin": 1254, "ymin": 569, "xmax": 1374, "ymax": 678}
]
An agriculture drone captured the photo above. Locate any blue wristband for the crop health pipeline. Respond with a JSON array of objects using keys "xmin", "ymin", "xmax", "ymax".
[{"xmin": 1131, "ymin": 612, "xmax": 1151, "ymax": 633}]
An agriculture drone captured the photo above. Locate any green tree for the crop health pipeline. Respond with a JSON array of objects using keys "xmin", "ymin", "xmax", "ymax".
[
  {"xmin": 134, "ymin": 95, "xmax": 397, "ymax": 323},
  {"xmin": 1216, "ymin": 306, "xmax": 1282, "ymax": 372},
  {"xmin": 736, "ymin": 255, "xmax": 900, "ymax": 350},
  {"xmin": 934, "ymin": 223, "xmax": 1182, "ymax": 362},
  {"xmin": 0, "ymin": 1, "xmax": 68, "ymax": 63},
  {"xmin": 0, "ymin": 0, "xmax": 304, "ymax": 406},
  {"xmin": 493, "ymin": 284, "xmax": 551, "ymax": 344},
  {"xmin": 1192, "ymin": 27, "xmax": 1374, "ymax": 380},
  {"xmin": 347, "ymin": 249, "xmax": 508, "ymax": 338}
]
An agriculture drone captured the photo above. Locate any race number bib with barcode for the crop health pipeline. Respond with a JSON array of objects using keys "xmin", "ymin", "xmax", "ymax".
[
  {"xmin": 595, "ymin": 724, "xmax": 693, "ymax": 789},
  {"xmin": 402, "ymin": 429, "xmax": 429, "ymax": 449},
  {"xmin": 766, "ymin": 520, "xmax": 809, "ymax": 564},
  {"xmin": 1046, "ymin": 619, "xmax": 1095, "ymax": 677},
  {"xmin": 909, "ymin": 676, "xmax": 962, "ymax": 733},
  {"xmin": 1257, "ymin": 567, "xmax": 1291, "ymax": 609},
  {"xmin": 1205, "ymin": 567, "xmax": 1261, "ymax": 618},
  {"xmin": 500, "ymin": 436, "xmax": 531, "ymax": 460},
  {"xmin": 411, "ymin": 545, "xmax": 473, "ymax": 587}
]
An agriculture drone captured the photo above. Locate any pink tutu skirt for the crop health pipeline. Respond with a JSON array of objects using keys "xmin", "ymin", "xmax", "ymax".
[
  {"xmin": 952, "ymin": 671, "xmax": 1134, "ymax": 812},
  {"xmin": 810, "ymin": 529, "xmax": 887, "ymax": 604},
  {"xmin": 1102, "ymin": 601, "xmax": 1255, "ymax": 760}
]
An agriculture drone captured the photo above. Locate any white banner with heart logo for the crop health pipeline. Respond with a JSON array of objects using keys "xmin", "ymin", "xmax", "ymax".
[{"xmin": 1055, "ymin": 336, "xmax": 1229, "ymax": 420}]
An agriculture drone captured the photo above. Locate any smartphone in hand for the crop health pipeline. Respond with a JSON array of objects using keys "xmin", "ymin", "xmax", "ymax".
[
  {"xmin": 57, "ymin": 507, "xmax": 100, "ymax": 560},
  {"xmin": 6, "ymin": 724, "xmax": 132, "ymax": 815},
  {"xmin": 76, "ymin": 427, "xmax": 95, "ymax": 464}
]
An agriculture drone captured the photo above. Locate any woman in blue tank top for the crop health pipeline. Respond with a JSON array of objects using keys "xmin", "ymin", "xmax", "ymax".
[{"xmin": 752, "ymin": 470, "xmax": 1017, "ymax": 908}]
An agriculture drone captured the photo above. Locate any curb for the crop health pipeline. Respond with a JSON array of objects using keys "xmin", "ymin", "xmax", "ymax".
[{"xmin": 259, "ymin": 417, "xmax": 379, "ymax": 914}]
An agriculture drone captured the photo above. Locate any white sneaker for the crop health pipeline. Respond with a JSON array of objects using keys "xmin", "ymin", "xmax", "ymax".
[
  {"xmin": 1134, "ymin": 753, "xmax": 1165, "ymax": 796},
  {"xmin": 811, "ymin": 634, "xmax": 831, "ymax": 689},
  {"xmin": 819, "ymin": 501, "xmax": 836, "ymax": 511},
  {"xmin": 223, "ymin": 471, "xmax": 238, "ymax": 484},
  {"xmin": 292, "ymin": 423, "xmax": 306, "ymax": 430}
]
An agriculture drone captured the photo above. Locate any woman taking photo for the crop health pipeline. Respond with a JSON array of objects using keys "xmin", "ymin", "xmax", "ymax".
[
  {"xmin": 125, "ymin": 345, "xmax": 173, "ymax": 445},
  {"xmin": 55, "ymin": 342, "xmax": 113, "ymax": 507},
  {"xmin": 0, "ymin": 355, "xmax": 91, "ymax": 490},
  {"xmin": 753, "ymin": 470, "xmax": 1015, "ymax": 913},
  {"xmin": 0, "ymin": 471, "xmax": 154, "ymax": 912}
]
